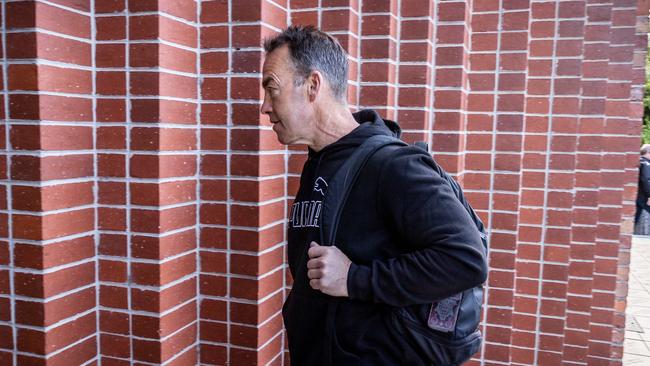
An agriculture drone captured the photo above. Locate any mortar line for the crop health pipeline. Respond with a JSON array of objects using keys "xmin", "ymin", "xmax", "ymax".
[
  {"xmin": 1, "ymin": 0, "xmax": 17, "ymax": 363},
  {"xmin": 124, "ymin": 2, "xmax": 134, "ymax": 363}
]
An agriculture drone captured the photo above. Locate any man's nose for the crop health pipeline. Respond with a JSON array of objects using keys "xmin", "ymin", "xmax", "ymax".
[{"xmin": 260, "ymin": 95, "xmax": 272, "ymax": 115}]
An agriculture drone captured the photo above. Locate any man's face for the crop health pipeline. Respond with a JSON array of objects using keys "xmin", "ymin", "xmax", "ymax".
[{"xmin": 261, "ymin": 45, "xmax": 313, "ymax": 145}]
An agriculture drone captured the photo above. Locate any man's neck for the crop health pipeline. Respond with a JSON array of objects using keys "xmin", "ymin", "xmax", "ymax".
[{"xmin": 309, "ymin": 105, "xmax": 359, "ymax": 152}]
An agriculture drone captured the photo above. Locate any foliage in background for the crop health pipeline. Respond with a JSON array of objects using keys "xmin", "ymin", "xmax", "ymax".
[{"xmin": 643, "ymin": 39, "xmax": 650, "ymax": 144}]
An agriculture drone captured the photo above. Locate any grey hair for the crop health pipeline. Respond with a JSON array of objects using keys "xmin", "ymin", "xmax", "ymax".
[
  {"xmin": 641, "ymin": 144, "xmax": 650, "ymax": 155},
  {"xmin": 264, "ymin": 25, "xmax": 349, "ymax": 101}
]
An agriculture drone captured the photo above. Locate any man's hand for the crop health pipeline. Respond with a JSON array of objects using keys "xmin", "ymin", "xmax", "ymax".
[
  {"xmin": 646, "ymin": 197, "xmax": 650, "ymax": 206},
  {"xmin": 306, "ymin": 242, "xmax": 352, "ymax": 297}
]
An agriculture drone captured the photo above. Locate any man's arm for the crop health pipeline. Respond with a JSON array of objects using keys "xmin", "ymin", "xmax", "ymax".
[{"xmin": 346, "ymin": 148, "xmax": 488, "ymax": 307}]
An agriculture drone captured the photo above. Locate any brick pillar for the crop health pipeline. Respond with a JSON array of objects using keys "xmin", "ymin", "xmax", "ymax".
[
  {"xmin": 3, "ymin": 1, "xmax": 98, "ymax": 364},
  {"xmin": 95, "ymin": 1, "xmax": 131, "ymax": 363},
  {"xmin": 198, "ymin": 1, "xmax": 289, "ymax": 365},
  {"xmin": 431, "ymin": 0, "xmax": 468, "ymax": 176},
  {"xmin": 395, "ymin": 0, "xmax": 435, "ymax": 150},
  {"xmin": 97, "ymin": 1, "xmax": 201, "ymax": 364},
  {"xmin": 476, "ymin": 0, "xmax": 531, "ymax": 364},
  {"xmin": 587, "ymin": 1, "xmax": 640, "ymax": 364},
  {"xmin": 563, "ymin": 1, "xmax": 607, "ymax": 364},
  {"xmin": 359, "ymin": 0, "xmax": 399, "ymax": 118}
]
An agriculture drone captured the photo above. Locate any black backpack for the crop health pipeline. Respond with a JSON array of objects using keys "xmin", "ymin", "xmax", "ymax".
[{"xmin": 320, "ymin": 134, "xmax": 488, "ymax": 366}]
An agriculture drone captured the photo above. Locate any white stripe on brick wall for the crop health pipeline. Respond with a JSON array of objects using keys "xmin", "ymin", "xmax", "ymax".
[{"xmin": 1, "ymin": 0, "xmax": 18, "ymax": 362}]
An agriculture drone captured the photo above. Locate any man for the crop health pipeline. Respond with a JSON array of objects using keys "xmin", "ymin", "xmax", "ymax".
[
  {"xmin": 635, "ymin": 144, "xmax": 650, "ymax": 235},
  {"xmin": 261, "ymin": 26, "xmax": 488, "ymax": 365}
]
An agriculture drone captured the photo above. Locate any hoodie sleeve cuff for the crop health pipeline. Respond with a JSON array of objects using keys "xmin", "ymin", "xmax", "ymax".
[{"xmin": 347, "ymin": 263, "xmax": 372, "ymax": 301}]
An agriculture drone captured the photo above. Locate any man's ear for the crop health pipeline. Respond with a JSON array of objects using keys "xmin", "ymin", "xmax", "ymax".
[{"xmin": 306, "ymin": 71, "xmax": 322, "ymax": 102}]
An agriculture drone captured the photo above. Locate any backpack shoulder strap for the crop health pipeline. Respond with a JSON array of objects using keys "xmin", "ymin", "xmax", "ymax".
[{"xmin": 320, "ymin": 134, "xmax": 406, "ymax": 246}]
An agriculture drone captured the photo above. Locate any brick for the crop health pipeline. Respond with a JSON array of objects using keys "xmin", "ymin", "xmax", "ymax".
[
  {"xmin": 8, "ymin": 2, "xmax": 91, "ymax": 38},
  {"xmin": 230, "ymin": 269, "xmax": 283, "ymax": 300},
  {"xmin": 531, "ymin": 20, "xmax": 555, "ymax": 38},
  {"xmin": 201, "ymin": 25, "xmax": 229, "ymax": 48},
  {"xmin": 438, "ymin": 2, "xmax": 465, "ymax": 21},
  {"xmin": 100, "ymin": 285, "xmax": 128, "ymax": 309},
  {"xmin": 9, "ymin": 64, "xmax": 92, "ymax": 95},
  {"xmin": 231, "ymin": 246, "xmax": 284, "ymax": 276},
  {"xmin": 130, "ymin": 154, "xmax": 197, "ymax": 178},
  {"xmin": 17, "ymin": 312, "xmax": 95, "ymax": 354},
  {"xmin": 15, "ymin": 261, "xmax": 95, "ymax": 298},
  {"xmin": 132, "ymin": 229, "xmax": 196, "ymax": 261},
  {"xmin": 202, "ymin": 77, "xmax": 228, "ymax": 100},
  {"xmin": 99, "ymin": 259, "xmax": 128, "ymax": 283},
  {"xmin": 13, "ymin": 208, "xmax": 94, "ymax": 241},
  {"xmin": 133, "ymin": 302, "xmax": 196, "ymax": 339},
  {"xmin": 101, "ymin": 334, "xmax": 130, "ymax": 359},
  {"xmin": 200, "ymin": 274, "xmax": 228, "ymax": 297},
  {"xmin": 11, "ymin": 32, "xmax": 91, "ymax": 66},
  {"xmin": 99, "ymin": 234, "xmax": 127, "ymax": 257},
  {"xmin": 131, "ymin": 180, "xmax": 196, "ymax": 206},
  {"xmin": 15, "ymin": 287, "xmax": 95, "ymax": 327},
  {"xmin": 12, "ymin": 182, "xmax": 93, "ymax": 211},
  {"xmin": 470, "ymin": 54, "xmax": 496, "ymax": 71},
  {"xmin": 131, "ymin": 72, "xmax": 196, "ymax": 99},
  {"xmin": 97, "ymin": 71, "xmax": 126, "ymax": 96},
  {"xmin": 11, "ymin": 94, "xmax": 92, "ymax": 122},
  {"xmin": 14, "ymin": 235, "xmax": 94, "ymax": 270},
  {"xmin": 322, "ymin": 10, "xmax": 356, "ymax": 32},
  {"xmin": 471, "ymin": 13, "xmax": 498, "ymax": 32},
  {"xmin": 231, "ymin": 77, "xmax": 262, "ymax": 100},
  {"xmin": 503, "ymin": 11, "xmax": 529, "ymax": 31},
  {"xmin": 97, "ymin": 154, "xmax": 125, "ymax": 178},
  {"xmin": 11, "ymin": 125, "xmax": 92, "ymax": 151},
  {"xmin": 97, "ymin": 99, "xmax": 126, "ymax": 122},
  {"xmin": 131, "ymin": 127, "xmax": 197, "ymax": 151},
  {"xmin": 130, "ymin": 205, "xmax": 196, "ymax": 234}
]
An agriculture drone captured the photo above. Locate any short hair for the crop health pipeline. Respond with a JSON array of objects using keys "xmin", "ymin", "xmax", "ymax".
[
  {"xmin": 264, "ymin": 25, "xmax": 349, "ymax": 101},
  {"xmin": 641, "ymin": 144, "xmax": 650, "ymax": 155}
]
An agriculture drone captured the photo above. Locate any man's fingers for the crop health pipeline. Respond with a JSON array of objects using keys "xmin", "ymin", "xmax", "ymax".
[
  {"xmin": 307, "ymin": 258, "xmax": 324, "ymax": 269},
  {"xmin": 307, "ymin": 269, "xmax": 323, "ymax": 279},
  {"xmin": 309, "ymin": 279, "xmax": 320, "ymax": 290},
  {"xmin": 308, "ymin": 245, "xmax": 328, "ymax": 258}
]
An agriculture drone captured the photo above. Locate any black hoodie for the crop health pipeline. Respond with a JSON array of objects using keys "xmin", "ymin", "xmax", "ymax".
[{"xmin": 282, "ymin": 110, "xmax": 488, "ymax": 365}]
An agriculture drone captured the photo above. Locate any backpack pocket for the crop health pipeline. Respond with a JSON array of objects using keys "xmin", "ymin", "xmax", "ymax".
[{"xmin": 389, "ymin": 301, "xmax": 482, "ymax": 366}]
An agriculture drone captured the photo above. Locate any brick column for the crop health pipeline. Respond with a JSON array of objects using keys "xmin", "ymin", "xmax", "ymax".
[
  {"xmin": 359, "ymin": 0, "xmax": 399, "ymax": 118},
  {"xmin": 2, "ymin": 1, "xmax": 97, "ymax": 364},
  {"xmin": 198, "ymin": 1, "xmax": 289, "ymax": 365},
  {"xmin": 97, "ymin": 1, "xmax": 201, "ymax": 364},
  {"xmin": 95, "ymin": 1, "xmax": 130, "ymax": 363},
  {"xmin": 431, "ymin": 0, "xmax": 469, "ymax": 175},
  {"xmin": 587, "ymin": 0, "xmax": 641, "ymax": 364},
  {"xmin": 562, "ymin": 1, "xmax": 608, "ymax": 364},
  {"xmin": 395, "ymin": 0, "xmax": 435, "ymax": 149}
]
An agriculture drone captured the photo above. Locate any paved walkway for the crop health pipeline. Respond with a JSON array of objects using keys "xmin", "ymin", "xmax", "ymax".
[{"xmin": 624, "ymin": 236, "xmax": 650, "ymax": 365}]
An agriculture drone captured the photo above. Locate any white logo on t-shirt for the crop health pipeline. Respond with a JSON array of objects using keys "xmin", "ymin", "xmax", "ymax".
[{"xmin": 313, "ymin": 177, "xmax": 328, "ymax": 196}]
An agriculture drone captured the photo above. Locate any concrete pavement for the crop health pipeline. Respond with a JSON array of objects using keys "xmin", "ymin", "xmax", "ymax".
[{"xmin": 624, "ymin": 236, "xmax": 650, "ymax": 364}]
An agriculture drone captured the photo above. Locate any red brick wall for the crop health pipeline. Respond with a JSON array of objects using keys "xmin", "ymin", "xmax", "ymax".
[{"xmin": 0, "ymin": 0, "xmax": 647, "ymax": 365}]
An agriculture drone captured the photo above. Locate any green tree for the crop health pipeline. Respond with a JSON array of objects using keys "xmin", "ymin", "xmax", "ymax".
[{"xmin": 643, "ymin": 40, "xmax": 650, "ymax": 144}]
